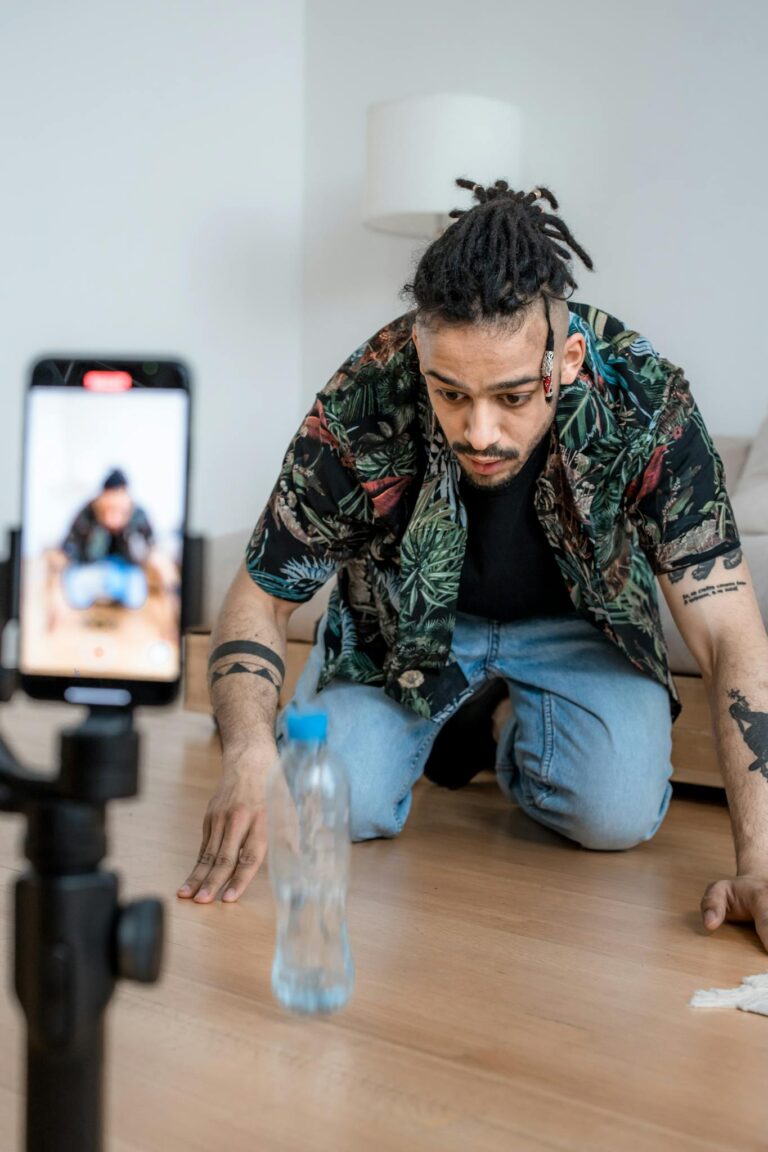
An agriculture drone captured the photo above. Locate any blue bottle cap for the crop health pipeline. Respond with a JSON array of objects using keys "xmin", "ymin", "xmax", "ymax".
[{"xmin": 286, "ymin": 712, "xmax": 328, "ymax": 742}]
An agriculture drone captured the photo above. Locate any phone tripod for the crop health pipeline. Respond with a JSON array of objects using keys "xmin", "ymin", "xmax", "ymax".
[
  {"xmin": 0, "ymin": 526, "xmax": 165, "ymax": 1152},
  {"xmin": 0, "ymin": 703, "xmax": 163, "ymax": 1152}
]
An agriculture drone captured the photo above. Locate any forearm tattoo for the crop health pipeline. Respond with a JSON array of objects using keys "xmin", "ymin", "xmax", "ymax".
[
  {"xmin": 208, "ymin": 640, "xmax": 285, "ymax": 694},
  {"xmin": 669, "ymin": 549, "xmax": 747, "ymax": 605},
  {"xmin": 728, "ymin": 689, "xmax": 768, "ymax": 781}
]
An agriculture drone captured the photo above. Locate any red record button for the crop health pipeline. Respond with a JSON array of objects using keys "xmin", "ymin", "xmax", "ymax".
[{"xmin": 83, "ymin": 370, "xmax": 133, "ymax": 392}]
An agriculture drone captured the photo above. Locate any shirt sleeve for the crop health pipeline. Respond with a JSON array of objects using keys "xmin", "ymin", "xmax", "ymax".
[
  {"xmin": 60, "ymin": 505, "xmax": 92, "ymax": 562},
  {"xmin": 135, "ymin": 507, "xmax": 155, "ymax": 547},
  {"xmin": 245, "ymin": 395, "xmax": 371, "ymax": 602},
  {"xmin": 628, "ymin": 401, "xmax": 740, "ymax": 574}
]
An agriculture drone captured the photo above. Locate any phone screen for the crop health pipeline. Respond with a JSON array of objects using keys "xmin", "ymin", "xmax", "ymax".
[{"xmin": 19, "ymin": 360, "xmax": 190, "ymax": 705}]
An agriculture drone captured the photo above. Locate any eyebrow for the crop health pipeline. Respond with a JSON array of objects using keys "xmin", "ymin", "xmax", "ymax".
[{"xmin": 423, "ymin": 369, "xmax": 540, "ymax": 393}]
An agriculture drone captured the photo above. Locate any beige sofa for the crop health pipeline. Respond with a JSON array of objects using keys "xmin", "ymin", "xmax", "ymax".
[{"xmin": 186, "ymin": 421, "xmax": 768, "ymax": 787}]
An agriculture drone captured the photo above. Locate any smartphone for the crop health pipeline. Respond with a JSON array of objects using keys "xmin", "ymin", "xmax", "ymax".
[{"xmin": 18, "ymin": 357, "xmax": 191, "ymax": 707}]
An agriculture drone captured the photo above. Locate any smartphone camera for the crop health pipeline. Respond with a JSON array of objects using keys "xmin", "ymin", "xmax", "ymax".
[{"xmin": 18, "ymin": 357, "xmax": 191, "ymax": 707}]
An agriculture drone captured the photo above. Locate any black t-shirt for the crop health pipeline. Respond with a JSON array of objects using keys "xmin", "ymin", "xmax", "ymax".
[{"xmin": 457, "ymin": 435, "xmax": 575, "ymax": 622}]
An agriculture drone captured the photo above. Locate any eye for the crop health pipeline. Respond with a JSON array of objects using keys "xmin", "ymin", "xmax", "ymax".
[
  {"xmin": 436, "ymin": 389, "xmax": 466, "ymax": 405},
  {"xmin": 500, "ymin": 393, "xmax": 532, "ymax": 408}
]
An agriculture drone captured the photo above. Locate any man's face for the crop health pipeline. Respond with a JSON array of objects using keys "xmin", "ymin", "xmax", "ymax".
[
  {"xmin": 414, "ymin": 306, "xmax": 584, "ymax": 490},
  {"xmin": 94, "ymin": 487, "xmax": 133, "ymax": 532}
]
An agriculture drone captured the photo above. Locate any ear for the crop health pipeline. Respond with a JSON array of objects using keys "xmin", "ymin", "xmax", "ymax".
[{"xmin": 560, "ymin": 333, "xmax": 585, "ymax": 385}]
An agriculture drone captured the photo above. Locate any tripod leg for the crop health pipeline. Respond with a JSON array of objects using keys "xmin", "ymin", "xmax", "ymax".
[
  {"xmin": 15, "ymin": 860, "xmax": 118, "ymax": 1152},
  {"xmin": 27, "ymin": 1035, "xmax": 104, "ymax": 1152}
]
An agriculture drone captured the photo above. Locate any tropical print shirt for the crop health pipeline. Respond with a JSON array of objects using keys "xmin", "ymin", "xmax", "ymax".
[
  {"xmin": 62, "ymin": 501, "xmax": 154, "ymax": 565},
  {"xmin": 246, "ymin": 303, "xmax": 740, "ymax": 721}
]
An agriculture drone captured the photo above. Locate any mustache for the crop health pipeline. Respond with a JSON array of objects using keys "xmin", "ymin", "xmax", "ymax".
[{"xmin": 451, "ymin": 442, "xmax": 520, "ymax": 461}]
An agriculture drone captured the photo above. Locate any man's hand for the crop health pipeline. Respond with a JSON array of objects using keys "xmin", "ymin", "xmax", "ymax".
[
  {"xmin": 46, "ymin": 549, "xmax": 69, "ymax": 632},
  {"xmin": 177, "ymin": 752, "xmax": 272, "ymax": 904},
  {"xmin": 700, "ymin": 875, "xmax": 768, "ymax": 951},
  {"xmin": 46, "ymin": 600, "xmax": 64, "ymax": 634},
  {"xmin": 180, "ymin": 564, "xmax": 294, "ymax": 904}
]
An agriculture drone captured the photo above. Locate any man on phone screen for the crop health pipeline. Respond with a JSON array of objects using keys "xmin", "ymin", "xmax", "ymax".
[{"xmin": 47, "ymin": 469, "xmax": 177, "ymax": 627}]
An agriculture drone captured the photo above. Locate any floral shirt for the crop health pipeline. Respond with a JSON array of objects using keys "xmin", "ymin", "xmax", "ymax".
[
  {"xmin": 246, "ymin": 303, "xmax": 740, "ymax": 721},
  {"xmin": 62, "ymin": 502, "xmax": 154, "ymax": 565}
]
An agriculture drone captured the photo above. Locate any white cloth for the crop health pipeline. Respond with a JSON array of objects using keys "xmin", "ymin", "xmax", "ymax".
[{"xmin": 690, "ymin": 972, "xmax": 768, "ymax": 1015}]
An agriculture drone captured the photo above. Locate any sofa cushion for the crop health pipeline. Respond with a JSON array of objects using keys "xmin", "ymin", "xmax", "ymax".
[
  {"xmin": 731, "ymin": 413, "xmax": 768, "ymax": 535},
  {"xmin": 714, "ymin": 435, "xmax": 751, "ymax": 493}
]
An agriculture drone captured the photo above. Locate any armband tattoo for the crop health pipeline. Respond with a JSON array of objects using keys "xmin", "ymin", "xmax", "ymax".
[{"xmin": 207, "ymin": 640, "xmax": 285, "ymax": 693}]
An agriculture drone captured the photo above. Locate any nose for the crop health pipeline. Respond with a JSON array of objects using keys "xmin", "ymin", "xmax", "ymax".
[{"xmin": 464, "ymin": 401, "xmax": 501, "ymax": 453}]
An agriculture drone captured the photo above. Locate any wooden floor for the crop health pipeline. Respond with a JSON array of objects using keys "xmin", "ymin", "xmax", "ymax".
[
  {"xmin": 21, "ymin": 554, "xmax": 179, "ymax": 679},
  {"xmin": 0, "ymin": 697, "xmax": 766, "ymax": 1151}
]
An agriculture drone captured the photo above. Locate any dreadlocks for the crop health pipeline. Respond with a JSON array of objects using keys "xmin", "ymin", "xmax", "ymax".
[{"xmin": 403, "ymin": 179, "xmax": 594, "ymax": 330}]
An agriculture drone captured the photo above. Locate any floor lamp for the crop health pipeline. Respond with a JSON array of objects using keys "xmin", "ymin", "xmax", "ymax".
[{"xmin": 364, "ymin": 93, "xmax": 522, "ymax": 240}]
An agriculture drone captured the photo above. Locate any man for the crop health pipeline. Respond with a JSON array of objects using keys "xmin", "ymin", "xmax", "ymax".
[
  {"xmin": 47, "ymin": 468, "xmax": 177, "ymax": 625},
  {"xmin": 179, "ymin": 180, "xmax": 768, "ymax": 952}
]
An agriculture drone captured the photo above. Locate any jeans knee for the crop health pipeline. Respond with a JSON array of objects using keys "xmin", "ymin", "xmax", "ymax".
[
  {"xmin": 570, "ymin": 786, "xmax": 671, "ymax": 851},
  {"xmin": 575, "ymin": 818, "xmax": 651, "ymax": 852},
  {"xmin": 348, "ymin": 779, "xmax": 408, "ymax": 843}
]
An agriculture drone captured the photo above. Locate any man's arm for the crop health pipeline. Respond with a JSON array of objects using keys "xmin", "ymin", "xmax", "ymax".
[
  {"xmin": 144, "ymin": 547, "xmax": 179, "ymax": 591},
  {"xmin": 177, "ymin": 562, "xmax": 297, "ymax": 904},
  {"xmin": 45, "ymin": 547, "xmax": 70, "ymax": 632},
  {"xmin": 660, "ymin": 548, "xmax": 768, "ymax": 947}
]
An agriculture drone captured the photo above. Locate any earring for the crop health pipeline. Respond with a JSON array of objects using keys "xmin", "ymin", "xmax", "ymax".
[
  {"xmin": 541, "ymin": 294, "xmax": 556, "ymax": 404},
  {"xmin": 542, "ymin": 347, "xmax": 555, "ymax": 403}
]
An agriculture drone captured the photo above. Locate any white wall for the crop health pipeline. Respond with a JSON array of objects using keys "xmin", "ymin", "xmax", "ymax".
[
  {"xmin": 303, "ymin": 0, "xmax": 768, "ymax": 437},
  {"xmin": 0, "ymin": 0, "xmax": 305, "ymax": 540}
]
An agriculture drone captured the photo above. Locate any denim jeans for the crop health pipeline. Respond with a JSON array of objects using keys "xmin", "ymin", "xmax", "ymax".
[
  {"xmin": 282, "ymin": 612, "xmax": 674, "ymax": 852},
  {"xmin": 63, "ymin": 558, "xmax": 148, "ymax": 610}
]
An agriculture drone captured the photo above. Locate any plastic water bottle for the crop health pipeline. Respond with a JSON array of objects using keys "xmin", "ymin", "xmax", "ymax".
[{"xmin": 266, "ymin": 711, "xmax": 354, "ymax": 1014}]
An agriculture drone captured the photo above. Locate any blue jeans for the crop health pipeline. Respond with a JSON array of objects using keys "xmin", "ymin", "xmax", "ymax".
[
  {"xmin": 62, "ymin": 558, "xmax": 148, "ymax": 610},
  {"xmin": 283, "ymin": 612, "xmax": 674, "ymax": 852}
]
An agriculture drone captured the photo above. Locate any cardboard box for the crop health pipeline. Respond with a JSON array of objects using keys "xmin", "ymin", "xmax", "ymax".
[{"xmin": 670, "ymin": 675, "xmax": 723, "ymax": 787}]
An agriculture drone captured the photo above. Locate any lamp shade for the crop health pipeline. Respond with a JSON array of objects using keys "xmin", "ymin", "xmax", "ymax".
[{"xmin": 364, "ymin": 94, "xmax": 522, "ymax": 238}]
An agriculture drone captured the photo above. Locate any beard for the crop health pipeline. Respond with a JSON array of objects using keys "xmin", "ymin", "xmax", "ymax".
[
  {"xmin": 452, "ymin": 425, "xmax": 553, "ymax": 491},
  {"xmin": 456, "ymin": 454, "xmax": 523, "ymax": 491}
]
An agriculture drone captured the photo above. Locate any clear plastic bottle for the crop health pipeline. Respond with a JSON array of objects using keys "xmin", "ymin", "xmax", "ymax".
[{"xmin": 266, "ymin": 711, "xmax": 354, "ymax": 1014}]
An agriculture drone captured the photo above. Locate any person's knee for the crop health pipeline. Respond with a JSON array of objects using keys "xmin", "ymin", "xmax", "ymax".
[
  {"xmin": 552, "ymin": 713, "xmax": 672, "ymax": 851},
  {"xmin": 569, "ymin": 781, "xmax": 671, "ymax": 851},
  {"xmin": 348, "ymin": 776, "xmax": 408, "ymax": 842},
  {"xmin": 282, "ymin": 675, "xmax": 429, "ymax": 842},
  {"xmin": 574, "ymin": 814, "xmax": 654, "ymax": 851}
]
